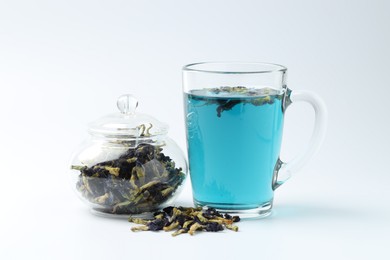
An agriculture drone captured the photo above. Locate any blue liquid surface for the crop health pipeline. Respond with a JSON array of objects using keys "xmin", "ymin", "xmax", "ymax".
[{"xmin": 185, "ymin": 88, "xmax": 284, "ymax": 209}]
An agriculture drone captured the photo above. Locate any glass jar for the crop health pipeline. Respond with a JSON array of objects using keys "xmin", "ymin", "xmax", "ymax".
[{"xmin": 70, "ymin": 94, "xmax": 188, "ymax": 216}]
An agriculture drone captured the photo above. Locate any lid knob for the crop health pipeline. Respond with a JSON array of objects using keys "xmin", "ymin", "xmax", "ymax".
[{"xmin": 117, "ymin": 94, "xmax": 138, "ymax": 115}]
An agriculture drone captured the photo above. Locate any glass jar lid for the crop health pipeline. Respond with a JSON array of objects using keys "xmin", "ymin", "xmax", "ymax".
[{"xmin": 88, "ymin": 94, "xmax": 168, "ymax": 138}]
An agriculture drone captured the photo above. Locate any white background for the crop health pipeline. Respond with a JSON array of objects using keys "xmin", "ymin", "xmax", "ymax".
[{"xmin": 1, "ymin": 0, "xmax": 389, "ymax": 259}]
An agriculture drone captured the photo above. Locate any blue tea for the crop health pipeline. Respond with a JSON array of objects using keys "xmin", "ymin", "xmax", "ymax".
[{"xmin": 185, "ymin": 87, "xmax": 285, "ymax": 210}]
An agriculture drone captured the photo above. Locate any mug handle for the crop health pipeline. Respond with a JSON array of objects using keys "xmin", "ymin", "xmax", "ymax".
[{"xmin": 273, "ymin": 89, "xmax": 328, "ymax": 189}]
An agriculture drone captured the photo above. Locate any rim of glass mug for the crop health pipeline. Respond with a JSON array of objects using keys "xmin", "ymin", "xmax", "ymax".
[{"xmin": 183, "ymin": 62, "xmax": 287, "ymax": 74}]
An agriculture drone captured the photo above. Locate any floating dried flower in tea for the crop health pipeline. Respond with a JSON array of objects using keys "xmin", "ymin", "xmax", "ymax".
[{"xmin": 187, "ymin": 86, "xmax": 285, "ymax": 117}]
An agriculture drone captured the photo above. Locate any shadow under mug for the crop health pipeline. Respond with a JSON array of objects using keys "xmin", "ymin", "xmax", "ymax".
[{"xmin": 183, "ymin": 62, "xmax": 327, "ymax": 218}]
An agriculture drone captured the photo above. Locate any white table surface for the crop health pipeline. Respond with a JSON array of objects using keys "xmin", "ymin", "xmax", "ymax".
[{"xmin": 2, "ymin": 152, "xmax": 389, "ymax": 260}]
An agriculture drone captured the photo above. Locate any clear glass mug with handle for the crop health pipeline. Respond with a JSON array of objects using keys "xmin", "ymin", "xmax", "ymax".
[{"xmin": 183, "ymin": 62, "xmax": 327, "ymax": 218}]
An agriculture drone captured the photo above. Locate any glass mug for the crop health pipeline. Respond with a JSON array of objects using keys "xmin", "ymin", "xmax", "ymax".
[{"xmin": 183, "ymin": 62, "xmax": 327, "ymax": 218}]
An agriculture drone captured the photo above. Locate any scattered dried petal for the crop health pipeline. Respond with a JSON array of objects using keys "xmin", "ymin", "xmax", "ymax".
[{"xmin": 128, "ymin": 206, "xmax": 240, "ymax": 236}]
